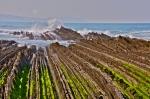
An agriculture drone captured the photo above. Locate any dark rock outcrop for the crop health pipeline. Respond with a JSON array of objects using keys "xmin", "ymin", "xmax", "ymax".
[{"xmin": 54, "ymin": 26, "xmax": 83, "ymax": 40}]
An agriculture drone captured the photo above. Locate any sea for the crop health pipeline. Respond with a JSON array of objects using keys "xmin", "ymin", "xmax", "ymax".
[
  {"xmin": 0, "ymin": 20, "xmax": 150, "ymax": 47},
  {"xmin": 65, "ymin": 23, "xmax": 150, "ymax": 40}
]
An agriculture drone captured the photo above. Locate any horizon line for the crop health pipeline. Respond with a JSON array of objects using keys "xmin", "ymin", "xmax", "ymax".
[{"xmin": 0, "ymin": 14, "xmax": 150, "ymax": 23}]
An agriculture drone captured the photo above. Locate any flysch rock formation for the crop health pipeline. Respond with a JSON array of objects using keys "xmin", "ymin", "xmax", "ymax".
[{"xmin": 0, "ymin": 27, "xmax": 150, "ymax": 99}]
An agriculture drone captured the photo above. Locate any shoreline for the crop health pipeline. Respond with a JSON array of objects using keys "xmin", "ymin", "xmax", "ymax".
[{"xmin": 0, "ymin": 30, "xmax": 150, "ymax": 98}]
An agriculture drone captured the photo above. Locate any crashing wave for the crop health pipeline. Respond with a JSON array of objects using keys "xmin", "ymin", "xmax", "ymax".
[
  {"xmin": 77, "ymin": 29, "xmax": 150, "ymax": 40},
  {"xmin": 48, "ymin": 19, "xmax": 63, "ymax": 30},
  {"xmin": 2, "ymin": 19, "xmax": 63, "ymax": 40},
  {"xmin": 0, "ymin": 20, "xmax": 78, "ymax": 47}
]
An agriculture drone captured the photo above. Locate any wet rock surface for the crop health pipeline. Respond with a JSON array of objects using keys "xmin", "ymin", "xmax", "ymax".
[
  {"xmin": 0, "ymin": 30, "xmax": 150, "ymax": 99},
  {"xmin": 10, "ymin": 26, "xmax": 83, "ymax": 40}
]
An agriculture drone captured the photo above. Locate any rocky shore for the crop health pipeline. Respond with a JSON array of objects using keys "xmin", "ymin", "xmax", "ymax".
[
  {"xmin": 0, "ymin": 27, "xmax": 150, "ymax": 99},
  {"xmin": 10, "ymin": 26, "xmax": 83, "ymax": 40}
]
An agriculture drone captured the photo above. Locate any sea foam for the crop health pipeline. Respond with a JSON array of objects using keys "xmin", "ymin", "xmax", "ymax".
[{"xmin": 0, "ymin": 19, "xmax": 72, "ymax": 47}]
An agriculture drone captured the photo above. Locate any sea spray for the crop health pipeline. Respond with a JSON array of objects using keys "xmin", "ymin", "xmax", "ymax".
[
  {"xmin": 48, "ymin": 19, "xmax": 63, "ymax": 30},
  {"xmin": 0, "ymin": 19, "xmax": 74, "ymax": 47}
]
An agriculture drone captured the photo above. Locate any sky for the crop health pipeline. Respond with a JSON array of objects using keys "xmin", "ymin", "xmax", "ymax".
[{"xmin": 0, "ymin": 0, "xmax": 150, "ymax": 22}]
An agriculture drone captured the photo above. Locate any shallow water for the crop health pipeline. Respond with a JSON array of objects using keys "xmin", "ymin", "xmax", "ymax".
[{"xmin": 0, "ymin": 31, "xmax": 75, "ymax": 47}]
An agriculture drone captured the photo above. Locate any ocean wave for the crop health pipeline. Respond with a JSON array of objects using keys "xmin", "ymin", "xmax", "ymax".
[
  {"xmin": 0, "ymin": 19, "xmax": 74, "ymax": 47},
  {"xmin": 77, "ymin": 29, "xmax": 150, "ymax": 40},
  {"xmin": 0, "ymin": 22, "xmax": 150, "ymax": 48},
  {"xmin": 0, "ymin": 19, "xmax": 63, "ymax": 34}
]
